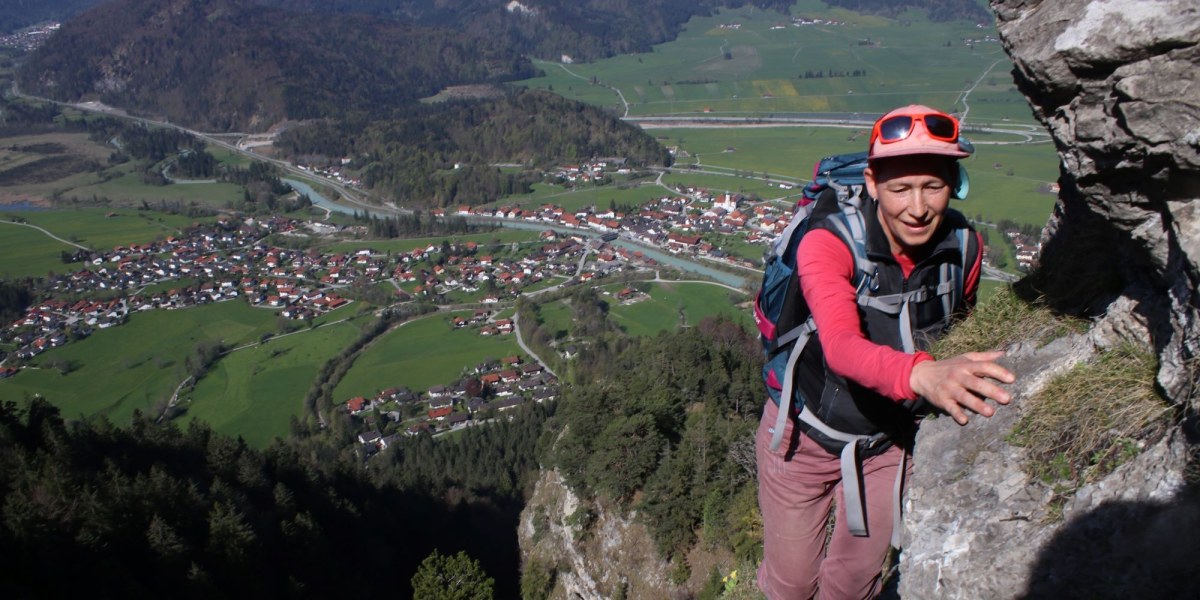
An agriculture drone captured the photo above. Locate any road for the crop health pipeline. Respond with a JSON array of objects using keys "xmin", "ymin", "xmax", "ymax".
[
  {"xmin": 628, "ymin": 115, "xmax": 1051, "ymax": 143},
  {"xmin": 512, "ymin": 311, "xmax": 557, "ymax": 379}
]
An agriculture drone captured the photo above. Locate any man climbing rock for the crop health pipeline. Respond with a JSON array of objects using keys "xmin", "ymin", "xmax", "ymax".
[{"xmin": 756, "ymin": 105, "xmax": 1016, "ymax": 599}]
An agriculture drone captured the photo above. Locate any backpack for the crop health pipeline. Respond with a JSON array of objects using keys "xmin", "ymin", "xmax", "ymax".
[{"xmin": 752, "ymin": 150, "xmax": 973, "ymax": 541}]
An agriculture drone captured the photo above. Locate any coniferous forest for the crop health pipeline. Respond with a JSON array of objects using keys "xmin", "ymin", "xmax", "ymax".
[
  {"xmin": 0, "ymin": 398, "xmax": 554, "ymax": 598},
  {"xmin": 534, "ymin": 315, "xmax": 767, "ymax": 563}
]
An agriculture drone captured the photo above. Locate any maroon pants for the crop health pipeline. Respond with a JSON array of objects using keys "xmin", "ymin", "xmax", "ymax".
[{"xmin": 756, "ymin": 401, "xmax": 911, "ymax": 600}]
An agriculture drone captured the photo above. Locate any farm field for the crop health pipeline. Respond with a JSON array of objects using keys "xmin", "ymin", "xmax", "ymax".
[
  {"xmin": 0, "ymin": 301, "xmax": 279, "ymax": 424},
  {"xmin": 68, "ymin": 170, "xmax": 244, "ymax": 206},
  {"xmin": 536, "ymin": 281, "xmax": 751, "ymax": 341},
  {"xmin": 606, "ymin": 281, "xmax": 752, "ymax": 336},
  {"xmin": 515, "ymin": 0, "xmax": 1059, "ymax": 230},
  {"xmin": 497, "ymin": 180, "xmax": 673, "ymax": 213},
  {"xmin": 182, "ymin": 315, "xmax": 370, "ymax": 447},
  {"xmin": 520, "ymin": 1, "xmax": 1031, "ymax": 122},
  {"xmin": 331, "ymin": 312, "xmax": 523, "ymax": 404},
  {"xmin": 0, "ymin": 125, "xmax": 245, "ymax": 207},
  {"xmin": 648, "ymin": 126, "xmax": 1057, "ymax": 230}
]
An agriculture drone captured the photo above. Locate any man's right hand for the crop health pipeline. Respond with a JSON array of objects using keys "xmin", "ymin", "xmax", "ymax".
[{"xmin": 910, "ymin": 350, "xmax": 1015, "ymax": 425}]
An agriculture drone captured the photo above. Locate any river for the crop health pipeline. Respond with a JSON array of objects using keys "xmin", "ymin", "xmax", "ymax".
[{"xmin": 284, "ymin": 178, "xmax": 751, "ymax": 289}]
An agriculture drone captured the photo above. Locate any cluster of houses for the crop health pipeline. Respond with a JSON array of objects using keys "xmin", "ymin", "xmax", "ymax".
[
  {"xmin": 0, "ymin": 216, "xmax": 359, "ymax": 364},
  {"xmin": 788, "ymin": 16, "xmax": 845, "ymax": 27},
  {"xmin": 381, "ymin": 231, "xmax": 653, "ymax": 301},
  {"xmin": 546, "ymin": 158, "xmax": 632, "ymax": 185},
  {"xmin": 295, "ymin": 159, "xmax": 362, "ymax": 189},
  {"xmin": 346, "ymin": 354, "xmax": 560, "ymax": 454},
  {"xmin": 0, "ymin": 23, "xmax": 60, "ymax": 51},
  {"xmin": 441, "ymin": 186, "xmax": 782, "ymax": 269},
  {"xmin": 449, "ymin": 310, "xmax": 516, "ymax": 336},
  {"xmin": 1007, "ymin": 231, "xmax": 1042, "ymax": 270}
]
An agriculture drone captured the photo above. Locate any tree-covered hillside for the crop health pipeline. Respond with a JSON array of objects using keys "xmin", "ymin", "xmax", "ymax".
[
  {"xmin": 17, "ymin": 0, "xmax": 535, "ymax": 131},
  {"xmin": 0, "ymin": 398, "xmax": 554, "ymax": 598},
  {"xmin": 276, "ymin": 89, "xmax": 673, "ymax": 206},
  {"xmin": 539, "ymin": 316, "xmax": 766, "ymax": 562}
]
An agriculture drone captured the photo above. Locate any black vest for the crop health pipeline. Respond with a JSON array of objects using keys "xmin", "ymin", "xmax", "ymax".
[{"xmin": 793, "ymin": 195, "xmax": 979, "ymax": 456}]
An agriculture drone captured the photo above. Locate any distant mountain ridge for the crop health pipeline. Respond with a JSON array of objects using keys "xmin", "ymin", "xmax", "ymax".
[{"xmin": 17, "ymin": 0, "xmax": 536, "ymax": 132}]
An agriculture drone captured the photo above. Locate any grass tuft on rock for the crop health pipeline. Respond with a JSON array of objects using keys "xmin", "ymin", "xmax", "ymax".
[
  {"xmin": 929, "ymin": 285, "xmax": 1085, "ymax": 359},
  {"xmin": 1008, "ymin": 344, "xmax": 1173, "ymax": 508}
]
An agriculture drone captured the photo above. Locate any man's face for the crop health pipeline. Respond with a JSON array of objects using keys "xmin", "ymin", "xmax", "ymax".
[{"xmin": 864, "ymin": 155, "xmax": 954, "ymax": 256}]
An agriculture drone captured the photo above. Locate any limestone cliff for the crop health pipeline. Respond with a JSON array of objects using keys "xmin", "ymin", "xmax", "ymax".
[
  {"xmin": 901, "ymin": 1, "xmax": 1200, "ymax": 598},
  {"xmin": 518, "ymin": 468, "xmax": 678, "ymax": 599}
]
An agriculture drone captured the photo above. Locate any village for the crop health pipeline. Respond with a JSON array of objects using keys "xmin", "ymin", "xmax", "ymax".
[
  {"xmin": 1, "ymin": 154, "xmax": 1040, "ymax": 377},
  {"xmin": 344, "ymin": 353, "xmax": 561, "ymax": 456},
  {"xmin": 0, "ymin": 199, "xmax": 669, "ymax": 375}
]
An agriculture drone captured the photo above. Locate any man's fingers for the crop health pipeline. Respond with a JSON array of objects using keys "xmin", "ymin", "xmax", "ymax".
[
  {"xmin": 952, "ymin": 388, "xmax": 995, "ymax": 418},
  {"xmin": 946, "ymin": 403, "xmax": 969, "ymax": 425},
  {"xmin": 962, "ymin": 350, "xmax": 1006, "ymax": 362},
  {"xmin": 965, "ymin": 375, "xmax": 1012, "ymax": 404}
]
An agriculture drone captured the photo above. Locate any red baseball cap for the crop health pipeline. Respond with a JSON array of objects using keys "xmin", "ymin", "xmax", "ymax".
[{"xmin": 868, "ymin": 105, "xmax": 971, "ymax": 160}]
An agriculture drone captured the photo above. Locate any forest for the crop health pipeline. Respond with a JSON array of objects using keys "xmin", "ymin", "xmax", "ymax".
[
  {"xmin": 275, "ymin": 89, "xmax": 672, "ymax": 207},
  {"xmin": 18, "ymin": 0, "xmax": 538, "ymax": 131},
  {"xmin": 0, "ymin": 398, "xmax": 554, "ymax": 598},
  {"xmin": 0, "ymin": 307, "xmax": 765, "ymax": 597},
  {"xmin": 518, "ymin": 288, "xmax": 768, "ymax": 566}
]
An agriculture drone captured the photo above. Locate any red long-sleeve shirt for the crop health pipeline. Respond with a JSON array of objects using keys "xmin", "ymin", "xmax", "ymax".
[{"xmin": 797, "ymin": 228, "xmax": 982, "ymax": 401}]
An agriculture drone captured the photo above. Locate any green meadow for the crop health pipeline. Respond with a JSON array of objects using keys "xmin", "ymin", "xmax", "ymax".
[
  {"xmin": 513, "ymin": 0, "xmax": 1059, "ymax": 229},
  {"xmin": 331, "ymin": 313, "xmax": 523, "ymax": 403},
  {"xmin": 0, "ymin": 221, "xmax": 82, "ymax": 279},
  {"xmin": 182, "ymin": 315, "xmax": 370, "ymax": 447},
  {"xmin": 17, "ymin": 207, "xmax": 209, "ymax": 249},
  {"xmin": 536, "ymin": 281, "xmax": 751, "ymax": 340},
  {"xmin": 521, "ymin": 1, "xmax": 1029, "ymax": 121},
  {"xmin": 0, "ymin": 301, "xmax": 278, "ymax": 424},
  {"xmin": 606, "ymin": 281, "xmax": 752, "ymax": 336},
  {"xmin": 69, "ymin": 170, "xmax": 243, "ymax": 206}
]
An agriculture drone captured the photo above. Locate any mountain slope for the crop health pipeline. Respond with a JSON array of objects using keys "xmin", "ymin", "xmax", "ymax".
[{"xmin": 18, "ymin": 0, "xmax": 535, "ymax": 131}]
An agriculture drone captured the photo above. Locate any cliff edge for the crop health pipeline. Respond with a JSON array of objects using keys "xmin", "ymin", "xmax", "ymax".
[{"xmin": 901, "ymin": 1, "xmax": 1200, "ymax": 598}]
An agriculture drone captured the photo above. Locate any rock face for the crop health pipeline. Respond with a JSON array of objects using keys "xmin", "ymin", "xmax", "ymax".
[
  {"xmin": 994, "ymin": 0, "xmax": 1200, "ymax": 404},
  {"xmin": 518, "ymin": 469, "xmax": 680, "ymax": 600},
  {"xmin": 900, "ymin": 333, "xmax": 1195, "ymax": 599},
  {"xmin": 901, "ymin": 2, "xmax": 1200, "ymax": 598}
]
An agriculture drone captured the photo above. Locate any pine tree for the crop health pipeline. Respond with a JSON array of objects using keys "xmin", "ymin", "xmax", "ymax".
[{"xmin": 410, "ymin": 550, "xmax": 495, "ymax": 600}]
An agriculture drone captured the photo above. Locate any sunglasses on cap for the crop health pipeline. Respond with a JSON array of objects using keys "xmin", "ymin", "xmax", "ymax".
[{"xmin": 870, "ymin": 112, "xmax": 959, "ymax": 146}]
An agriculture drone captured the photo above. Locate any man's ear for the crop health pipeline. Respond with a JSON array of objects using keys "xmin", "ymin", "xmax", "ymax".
[{"xmin": 864, "ymin": 165, "xmax": 878, "ymax": 199}]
